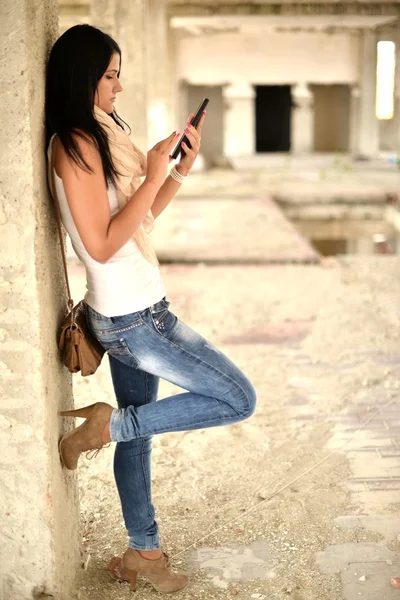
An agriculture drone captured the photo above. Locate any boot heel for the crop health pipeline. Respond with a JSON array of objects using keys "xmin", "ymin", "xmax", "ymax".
[
  {"xmin": 122, "ymin": 548, "xmax": 189, "ymax": 593},
  {"xmin": 59, "ymin": 404, "xmax": 96, "ymax": 418},
  {"xmin": 126, "ymin": 569, "xmax": 138, "ymax": 591},
  {"xmin": 58, "ymin": 439, "xmax": 66, "ymax": 468}
]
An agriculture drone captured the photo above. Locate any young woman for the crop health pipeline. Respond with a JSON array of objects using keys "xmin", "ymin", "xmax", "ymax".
[{"xmin": 45, "ymin": 24, "xmax": 257, "ymax": 594}]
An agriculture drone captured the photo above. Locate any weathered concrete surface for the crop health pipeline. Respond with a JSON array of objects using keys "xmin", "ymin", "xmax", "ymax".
[
  {"xmin": 0, "ymin": 1, "xmax": 80, "ymax": 598},
  {"xmin": 67, "ymin": 255, "xmax": 400, "ymax": 600}
]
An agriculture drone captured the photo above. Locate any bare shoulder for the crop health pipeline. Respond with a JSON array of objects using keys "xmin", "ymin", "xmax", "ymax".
[
  {"xmin": 55, "ymin": 131, "xmax": 102, "ymax": 182},
  {"xmin": 51, "ymin": 130, "xmax": 111, "ymax": 264}
]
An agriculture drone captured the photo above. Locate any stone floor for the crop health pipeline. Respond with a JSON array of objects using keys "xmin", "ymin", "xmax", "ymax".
[
  {"xmin": 67, "ymin": 254, "xmax": 400, "ymax": 600},
  {"xmin": 188, "ymin": 154, "xmax": 400, "ymax": 204},
  {"xmin": 151, "ymin": 194, "xmax": 319, "ymax": 263}
]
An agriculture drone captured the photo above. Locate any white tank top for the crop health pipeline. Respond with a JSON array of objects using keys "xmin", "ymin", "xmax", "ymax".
[{"xmin": 47, "ymin": 138, "xmax": 166, "ymax": 318}]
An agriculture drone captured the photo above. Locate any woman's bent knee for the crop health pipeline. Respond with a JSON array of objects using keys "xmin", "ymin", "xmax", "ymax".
[
  {"xmin": 246, "ymin": 380, "xmax": 257, "ymax": 417},
  {"xmin": 236, "ymin": 378, "xmax": 257, "ymax": 420}
]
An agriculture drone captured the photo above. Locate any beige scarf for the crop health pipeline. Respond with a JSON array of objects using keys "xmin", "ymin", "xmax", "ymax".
[{"xmin": 93, "ymin": 105, "xmax": 159, "ymax": 267}]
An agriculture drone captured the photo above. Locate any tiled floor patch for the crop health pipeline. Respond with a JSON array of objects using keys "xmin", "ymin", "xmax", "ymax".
[{"xmin": 188, "ymin": 540, "xmax": 276, "ymax": 586}]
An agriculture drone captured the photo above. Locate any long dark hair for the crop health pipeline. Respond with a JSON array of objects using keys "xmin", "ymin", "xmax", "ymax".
[{"xmin": 45, "ymin": 24, "xmax": 129, "ymax": 188}]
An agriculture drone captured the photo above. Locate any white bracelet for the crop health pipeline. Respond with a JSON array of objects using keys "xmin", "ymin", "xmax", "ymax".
[{"xmin": 170, "ymin": 165, "xmax": 187, "ymax": 184}]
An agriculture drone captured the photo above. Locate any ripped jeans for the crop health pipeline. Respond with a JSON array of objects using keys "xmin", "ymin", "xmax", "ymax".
[{"xmin": 84, "ymin": 296, "xmax": 257, "ymax": 550}]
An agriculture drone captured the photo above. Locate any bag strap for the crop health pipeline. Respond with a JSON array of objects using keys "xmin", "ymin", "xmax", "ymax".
[{"xmin": 48, "ymin": 134, "xmax": 74, "ymax": 311}]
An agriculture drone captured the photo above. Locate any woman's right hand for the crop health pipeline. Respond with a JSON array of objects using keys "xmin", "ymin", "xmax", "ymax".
[{"xmin": 144, "ymin": 131, "xmax": 180, "ymax": 188}]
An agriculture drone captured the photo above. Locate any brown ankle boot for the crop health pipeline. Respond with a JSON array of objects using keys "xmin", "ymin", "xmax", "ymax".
[
  {"xmin": 122, "ymin": 548, "xmax": 189, "ymax": 593},
  {"xmin": 58, "ymin": 402, "xmax": 114, "ymax": 470}
]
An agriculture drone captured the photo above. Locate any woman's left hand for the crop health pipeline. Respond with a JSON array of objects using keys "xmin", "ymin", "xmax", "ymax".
[{"xmin": 175, "ymin": 111, "xmax": 206, "ymax": 176}]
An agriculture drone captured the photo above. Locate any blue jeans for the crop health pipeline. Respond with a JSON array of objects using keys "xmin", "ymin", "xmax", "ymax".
[{"xmin": 84, "ymin": 296, "xmax": 257, "ymax": 550}]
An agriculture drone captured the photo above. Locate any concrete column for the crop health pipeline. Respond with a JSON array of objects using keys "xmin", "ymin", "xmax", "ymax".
[
  {"xmin": 91, "ymin": 0, "xmax": 149, "ymax": 150},
  {"xmin": 356, "ymin": 29, "xmax": 379, "ymax": 157},
  {"xmin": 393, "ymin": 26, "xmax": 400, "ymax": 151},
  {"xmin": 168, "ymin": 27, "xmax": 180, "ymax": 132},
  {"xmin": 291, "ymin": 83, "xmax": 314, "ymax": 153},
  {"xmin": 355, "ymin": 236, "xmax": 375, "ymax": 254},
  {"xmin": 223, "ymin": 83, "xmax": 256, "ymax": 156},
  {"xmin": 349, "ymin": 85, "xmax": 361, "ymax": 154},
  {"xmin": 146, "ymin": 0, "xmax": 171, "ymax": 147},
  {"xmin": 0, "ymin": 2, "xmax": 80, "ymax": 599}
]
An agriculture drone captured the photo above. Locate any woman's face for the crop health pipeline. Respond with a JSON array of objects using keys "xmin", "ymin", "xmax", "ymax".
[{"xmin": 94, "ymin": 52, "xmax": 123, "ymax": 114}]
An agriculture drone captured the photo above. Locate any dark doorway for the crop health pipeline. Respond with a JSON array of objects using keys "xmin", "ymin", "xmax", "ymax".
[
  {"xmin": 311, "ymin": 238, "xmax": 348, "ymax": 256},
  {"xmin": 255, "ymin": 85, "xmax": 291, "ymax": 152}
]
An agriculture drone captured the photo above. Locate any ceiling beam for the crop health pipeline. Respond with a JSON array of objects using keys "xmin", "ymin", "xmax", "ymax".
[{"xmin": 168, "ymin": 4, "xmax": 400, "ymax": 18}]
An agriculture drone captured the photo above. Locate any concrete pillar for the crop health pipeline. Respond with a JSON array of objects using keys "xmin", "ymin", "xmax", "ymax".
[
  {"xmin": 356, "ymin": 29, "xmax": 379, "ymax": 157},
  {"xmin": 291, "ymin": 83, "xmax": 314, "ymax": 153},
  {"xmin": 91, "ymin": 0, "xmax": 149, "ymax": 149},
  {"xmin": 374, "ymin": 23, "xmax": 400, "ymax": 153},
  {"xmin": 0, "ymin": 2, "xmax": 80, "ymax": 599},
  {"xmin": 354, "ymin": 236, "xmax": 375, "ymax": 254},
  {"xmin": 393, "ymin": 26, "xmax": 400, "ymax": 151},
  {"xmin": 168, "ymin": 28, "xmax": 180, "ymax": 132},
  {"xmin": 223, "ymin": 83, "xmax": 255, "ymax": 156},
  {"xmin": 349, "ymin": 85, "xmax": 361, "ymax": 154},
  {"xmin": 146, "ymin": 0, "xmax": 171, "ymax": 147}
]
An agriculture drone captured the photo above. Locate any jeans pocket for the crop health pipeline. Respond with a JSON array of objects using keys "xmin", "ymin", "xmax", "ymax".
[{"xmin": 150, "ymin": 303, "xmax": 177, "ymax": 335}]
